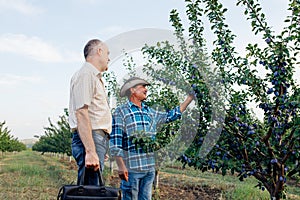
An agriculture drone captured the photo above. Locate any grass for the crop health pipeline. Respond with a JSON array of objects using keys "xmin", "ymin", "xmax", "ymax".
[
  {"xmin": 0, "ymin": 150, "xmax": 76, "ymax": 200},
  {"xmin": 0, "ymin": 151, "xmax": 299, "ymax": 200}
]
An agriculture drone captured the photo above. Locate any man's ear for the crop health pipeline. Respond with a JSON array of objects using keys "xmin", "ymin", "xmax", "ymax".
[
  {"xmin": 97, "ymin": 47, "xmax": 103, "ymax": 56},
  {"xmin": 130, "ymin": 88, "xmax": 136, "ymax": 94}
]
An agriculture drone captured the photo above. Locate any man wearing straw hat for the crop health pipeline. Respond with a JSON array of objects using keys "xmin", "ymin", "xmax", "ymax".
[{"xmin": 110, "ymin": 76, "xmax": 194, "ymax": 200}]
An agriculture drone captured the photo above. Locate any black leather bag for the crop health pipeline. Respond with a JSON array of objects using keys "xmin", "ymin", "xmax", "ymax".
[{"xmin": 57, "ymin": 168, "xmax": 121, "ymax": 200}]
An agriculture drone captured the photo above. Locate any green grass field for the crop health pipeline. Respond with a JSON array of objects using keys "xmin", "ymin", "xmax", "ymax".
[{"xmin": 0, "ymin": 150, "xmax": 299, "ymax": 200}]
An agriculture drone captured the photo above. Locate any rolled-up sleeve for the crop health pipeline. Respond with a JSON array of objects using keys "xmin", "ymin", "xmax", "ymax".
[
  {"xmin": 154, "ymin": 106, "xmax": 182, "ymax": 124},
  {"xmin": 165, "ymin": 106, "xmax": 182, "ymax": 123}
]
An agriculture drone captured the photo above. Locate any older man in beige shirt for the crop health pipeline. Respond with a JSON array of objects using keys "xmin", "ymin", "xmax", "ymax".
[{"xmin": 68, "ymin": 39, "xmax": 112, "ymax": 185}]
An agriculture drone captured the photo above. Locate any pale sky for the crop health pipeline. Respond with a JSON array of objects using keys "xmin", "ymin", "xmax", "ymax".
[{"xmin": 0, "ymin": 0, "xmax": 297, "ymax": 140}]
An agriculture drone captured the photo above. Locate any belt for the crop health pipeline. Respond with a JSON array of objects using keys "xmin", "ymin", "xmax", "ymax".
[
  {"xmin": 93, "ymin": 129, "xmax": 110, "ymax": 139},
  {"xmin": 71, "ymin": 128, "xmax": 110, "ymax": 139}
]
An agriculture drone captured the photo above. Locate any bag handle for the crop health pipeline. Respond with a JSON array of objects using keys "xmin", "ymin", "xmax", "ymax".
[
  {"xmin": 97, "ymin": 168, "xmax": 105, "ymax": 186},
  {"xmin": 79, "ymin": 167, "xmax": 105, "ymax": 186},
  {"xmin": 57, "ymin": 186, "xmax": 63, "ymax": 200}
]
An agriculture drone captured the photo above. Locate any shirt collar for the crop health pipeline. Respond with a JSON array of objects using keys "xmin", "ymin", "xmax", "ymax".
[
  {"xmin": 84, "ymin": 62, "xmax": 102, "ymax": 79},
  {"xmin": 127, "ymin": 100, "xmax": 148, "ymax": 110}
]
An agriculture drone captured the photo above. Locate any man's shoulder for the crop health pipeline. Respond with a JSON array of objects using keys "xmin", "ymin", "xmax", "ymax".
[
  {"xmin": 78, "ymin": 63, "xmax": 93, "ymax": 73},
  {"xmin": 73, "ymin": 64, "xmax": 96, "ymax": 79},
  {"xmin": 114, "ymin": 102, "xmax": 132, "ymax": 114},
  {"xmin": 115, "ymin": 103, "xmax": 129, "ymax": 111}
]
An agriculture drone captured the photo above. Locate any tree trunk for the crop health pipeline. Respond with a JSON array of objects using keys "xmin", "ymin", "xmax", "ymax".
[
  {"xmin": 270, "ymin": 195, "xmax": 279, "ymax": 200},
  {"xmin": 269, "ymin": 188, "xmax": 281, "ymax": 200},
  {"xmin": 110, "ymin": 158, "xmax": 114, "ymax": 174},
  {"xmin": 153, "ymin": 169, "xmax": 159, "ymax": 190}
]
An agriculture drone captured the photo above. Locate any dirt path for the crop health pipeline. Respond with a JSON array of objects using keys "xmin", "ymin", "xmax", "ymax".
[{"xmin": 105, "ymin": 168, "xmax": 223, "ymax": 200}]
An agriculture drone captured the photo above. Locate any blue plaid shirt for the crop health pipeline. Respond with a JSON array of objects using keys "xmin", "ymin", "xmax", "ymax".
[{"xmin": 109, "ymin": 101, "xmax": 182, "ymax": 171}]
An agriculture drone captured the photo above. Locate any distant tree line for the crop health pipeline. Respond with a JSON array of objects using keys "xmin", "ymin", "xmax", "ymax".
[
  {"xmin": 0, "ymin": 121, "xmax": 26, "ymax": 154},
  {"xmin": 32, "ymin": 109, "xmax": 72, "ymax": 156}
]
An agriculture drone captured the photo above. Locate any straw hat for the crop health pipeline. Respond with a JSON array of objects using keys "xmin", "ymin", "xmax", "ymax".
[{"xmin": 119, "ymin": 77, "xmax": 150, "ymax": 97}]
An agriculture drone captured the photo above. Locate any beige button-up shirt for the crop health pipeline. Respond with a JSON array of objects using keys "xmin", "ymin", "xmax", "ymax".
[{"xmin": 68, "ymin": 62, "xmax": 112, "ymax": 133}]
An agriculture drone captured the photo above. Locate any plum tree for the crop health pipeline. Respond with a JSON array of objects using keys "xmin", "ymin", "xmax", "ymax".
[{"xmin": 136, "ymin": 0, "xmax": 300, "ymax": 199}]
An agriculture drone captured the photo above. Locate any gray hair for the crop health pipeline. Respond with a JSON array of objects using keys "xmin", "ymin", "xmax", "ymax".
[{"xmin": 83, "ymin": 39, "xmax": 102, "ymax": 59}]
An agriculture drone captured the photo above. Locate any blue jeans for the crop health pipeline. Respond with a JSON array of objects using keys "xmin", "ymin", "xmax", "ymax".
[
  {"xmin": 121, "ymin": 170, "xmax": 155, "ymax": 200},
  {"xmin": 72, "ymin": 130, "xmax": 109, "ymax": 185}
]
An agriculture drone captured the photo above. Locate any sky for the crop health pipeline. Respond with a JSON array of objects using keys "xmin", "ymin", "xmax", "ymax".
[{"xmin": 0, "ymin": 0, "xmax": 298, "ymax": 140}]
